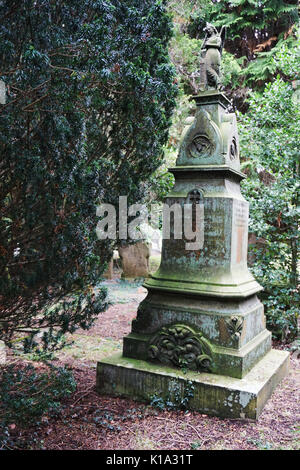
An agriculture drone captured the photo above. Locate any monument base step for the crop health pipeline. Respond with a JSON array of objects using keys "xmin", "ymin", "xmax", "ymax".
[{"xmin": 96, "ymin": 349, "xmax": 289, "ymax": 420}]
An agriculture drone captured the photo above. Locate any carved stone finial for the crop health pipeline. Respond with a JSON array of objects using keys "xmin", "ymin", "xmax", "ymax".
[{"xmin": 199, "ymin": 23, "xmax": 226, "ymax": 91}]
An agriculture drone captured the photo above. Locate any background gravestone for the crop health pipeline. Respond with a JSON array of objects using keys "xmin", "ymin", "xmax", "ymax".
[
  {"xmin": 118, "ymin": 242, "xmax": 150, "ymax": 279},
  {"xmin": 0, "ymin": 341, "xmax": 6, "ymax": 364}
]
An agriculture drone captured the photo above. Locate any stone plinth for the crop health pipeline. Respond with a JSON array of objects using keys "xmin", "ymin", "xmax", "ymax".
[
  {"xmin": 97, "ymin": 349, "xmax": 289, "ymax": 420},
  {"xmin": 123, "ymin": 293, "xmax": 271, "ymax": 379}
]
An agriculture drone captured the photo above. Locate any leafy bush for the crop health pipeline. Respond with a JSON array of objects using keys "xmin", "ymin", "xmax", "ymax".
[
  {"xmin": 187, "ymin": 0, "xmax": 298, "ymax": 60},
  {"xmin": 180, "ymin": 0, "xmax": 299, "ymax": 107},
  {"xmin": 0, "ymin": 0, "xmax": 177, "ymax": 353}
]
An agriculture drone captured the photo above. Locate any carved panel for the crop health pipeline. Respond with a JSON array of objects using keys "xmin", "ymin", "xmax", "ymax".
[
  {"xmin": 148, "ymin": 324, "xmax": 213, "ymax": 372},
  {"xmin": 187, "ymin": 189, "xmax": 203, "ymax": 204}
]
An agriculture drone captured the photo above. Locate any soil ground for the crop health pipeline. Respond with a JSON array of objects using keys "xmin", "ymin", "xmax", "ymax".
[{"xmin": 2, "ymin": 278, "xmax": 300, "ymax": 450}]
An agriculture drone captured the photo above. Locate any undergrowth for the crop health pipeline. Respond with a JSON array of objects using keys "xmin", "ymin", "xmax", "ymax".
[{"xmin": 0, "ymin": 362, "xmax": 76, "ymax": 449}]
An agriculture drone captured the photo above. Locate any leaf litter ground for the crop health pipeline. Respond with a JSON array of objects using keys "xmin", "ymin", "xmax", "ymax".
[{"xmin": 3, "ymin": 278, "xmax": 300, "ymax": 450}]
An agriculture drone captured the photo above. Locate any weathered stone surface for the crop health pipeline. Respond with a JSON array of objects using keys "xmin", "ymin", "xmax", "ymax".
[
  {"xmin": 130, "ymin": 292, "xmax": 266, "ymax": 347},
  {"xmin": 145, "ymin": 166, "xmax": 261, "ymax": 299},
  {"xmin": 124, "ymin": 291, "xmax": 271, "ymax": 379},
  {"xmin": 123, "ymin": 327, "xmax": 271, "ymax": 379},
  {"xmin": 0, "ymin": 341, "xmax": 6, "ymax": 364},
  {"xmin": 118, "ymin": 241, "xmax": 150, "ymax": 279},
  {"xmin": 96, "ymin": 349, "xmax": 289, "ymax": 420}
]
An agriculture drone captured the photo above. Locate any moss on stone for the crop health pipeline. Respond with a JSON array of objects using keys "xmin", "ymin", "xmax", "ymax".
[{"xmin": 96, "ymin": 349, "xmax": 289, "ymax": 419}]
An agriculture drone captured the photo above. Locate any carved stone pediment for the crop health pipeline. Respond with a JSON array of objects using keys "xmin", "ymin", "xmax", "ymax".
[
  {"xmin": 177, "ymin": 109, "xmax": 222, "ymax": 166},
  {"xmin": 176, "ymin": 94, "xmax": 240, "ymax": 171}
]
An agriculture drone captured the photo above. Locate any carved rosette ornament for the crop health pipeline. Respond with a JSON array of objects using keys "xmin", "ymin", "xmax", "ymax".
[
  {"xmin": 148, "ymin": 324, "xmax": 213, "ymax": 372},
  {"xmin": 188, "ymin": 134, "xmax": 212, "ymax": 158},
  {"xmin": 225, "ymin": 316, "xmax": 243, "ymax": 340}
]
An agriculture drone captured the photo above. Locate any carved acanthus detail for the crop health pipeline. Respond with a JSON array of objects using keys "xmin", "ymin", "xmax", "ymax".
[
  {"xmin": 225, "ymin": 316, "xmax": 243, "ymax": 340},
  {"xmin": 148, "ymin": 324, "xmax": 213, "ymax": 372}
]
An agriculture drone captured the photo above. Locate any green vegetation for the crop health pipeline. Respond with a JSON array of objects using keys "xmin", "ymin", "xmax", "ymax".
[
  {"xmin": 240, "ymin": 37, "xmax": 300, "ymax": 340},
  {"xmin": 0, "ymin": 363, "xmax": 76, "ymax": 449},
  {"xmin": 167, "ymin": 0, "xmax": 299, "ymax": 111},
  {"xmin": 0, "ymin": 0, "xmax": 177, "ymax": 354}
]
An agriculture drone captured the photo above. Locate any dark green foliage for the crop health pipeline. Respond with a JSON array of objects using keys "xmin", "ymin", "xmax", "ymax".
[
  {"xmin": 0, "ymin": 0, "xmax": 177, "ymax": 351},
  {"xmin": 241, "ymin": 35, "xmax": 295, "ymax": 85},
  {"xmin": 0, "ymin": 363, "xmax": 76, "ymax": 449}
]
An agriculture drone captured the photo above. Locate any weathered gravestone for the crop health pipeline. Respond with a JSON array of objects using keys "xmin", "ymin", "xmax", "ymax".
[
  {"xmin": 292, "ymin": 79, "xmax": 300, "ymax": 106},
  {"xmin": 96, "ymin": 24, "xmax": 289, "ymax": 419},
  {"xmin": 118, "ymin": 242, "xmax": 150, "ymax": 279}
]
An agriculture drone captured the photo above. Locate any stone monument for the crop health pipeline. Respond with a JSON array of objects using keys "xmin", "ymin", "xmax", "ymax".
[{"xmin": 96, "ymin": 25, "xmax": 289, "ymax": 419}]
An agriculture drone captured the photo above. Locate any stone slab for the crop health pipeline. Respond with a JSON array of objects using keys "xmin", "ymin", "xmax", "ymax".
[
  {"xmin": 193, "ymin": 91, "xmax": 231, "ymax": 109},
  {"xmin": 96, "ymin": 349, "xmax": 289, "ymax": 419},
  {"xmin": 132, "ymin": 292, "xmax": 266, "ymax": 348}
]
